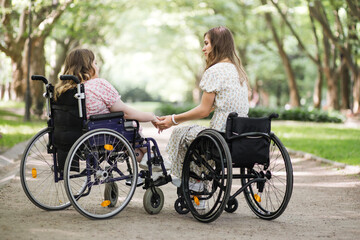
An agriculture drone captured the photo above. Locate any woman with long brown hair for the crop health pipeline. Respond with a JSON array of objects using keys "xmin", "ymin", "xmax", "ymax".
[{"xmin": 157, "ymin": 26, "xmax": 250, "ymax": 202}]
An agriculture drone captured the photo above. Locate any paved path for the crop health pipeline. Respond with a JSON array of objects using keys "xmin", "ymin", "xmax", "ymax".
[{"xmin": 0, "ymin": 124, "xmax": 360, "ymax": 240}]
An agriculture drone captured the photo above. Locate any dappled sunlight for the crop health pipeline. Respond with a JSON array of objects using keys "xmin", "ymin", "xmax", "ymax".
[
  {"xmin": 281, "ymin": 132, "xmax": 356, "ymax": 140},
  {"xmin": 1, "ymin": 125, "xmax": 42, "ymax": 135},
  {"xmin": 295, "ymin": 181, "xmax": 360, "ymax": 188}
]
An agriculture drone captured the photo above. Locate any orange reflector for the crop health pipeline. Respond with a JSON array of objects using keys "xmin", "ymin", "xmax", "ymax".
[
  {"xmin": 193, "ymin": 196, "xmax": 200, "ymax": 206},
  {"xmin": 104, "ymin": 144, "xmax": 114, "ymax": 151},
  {"xmin": 101, "ymin": 200, "xmax": 111, "ymax": 207},
  {"xmin": 254, "ymin": 194, "xmax": 261, "ymax": 202},
  {"xmin": 32, "ymin": 168, "xmax": 37, "ymax": 178}
]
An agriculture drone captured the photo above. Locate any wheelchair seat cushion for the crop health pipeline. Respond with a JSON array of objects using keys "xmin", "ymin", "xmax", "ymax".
[
  {"xmin": 52, "ymin": 88, "xmax": 83, "ymax": 170},
  {"xmin": 225, "ymin": 113, "xmax": 270, "ymax": 168}
]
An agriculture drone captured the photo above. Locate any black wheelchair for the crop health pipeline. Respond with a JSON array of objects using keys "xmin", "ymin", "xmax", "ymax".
[
  {"xmin": 20, "ymin": 75, "xmax": 171, "ymax": 219},
  {"xmin": 174, "ymin": 113, "xmax": 293, "ymax": 223}
]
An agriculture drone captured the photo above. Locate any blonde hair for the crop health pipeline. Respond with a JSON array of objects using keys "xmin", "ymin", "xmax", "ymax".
[
  {"xmin": 204, "ymin": 26, "xmax": 250, "ymax": 91},
  {"xmin": 54, "ymin": 48, "xmax": 96, "ymax": 100}
]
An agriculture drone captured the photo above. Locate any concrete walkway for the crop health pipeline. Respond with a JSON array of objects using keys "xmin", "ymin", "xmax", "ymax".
[{"xmin": 0, "ymin": 123, "xmax": 360, "ymax": 239}]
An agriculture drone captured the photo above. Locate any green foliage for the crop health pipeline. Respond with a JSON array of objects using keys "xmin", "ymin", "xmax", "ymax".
[
  {"xmin": 121, "ymin": 87, "xmax": 156, "ymax": 102},
  {"xmin": 155, "ymin": 102, "xmax": 197, "ymax": 116},
  {"xmin": 249, "ymin": 107, "xmax": 345, "ymax": 123}
]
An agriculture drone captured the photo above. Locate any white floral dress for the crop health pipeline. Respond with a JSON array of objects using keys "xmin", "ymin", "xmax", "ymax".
[{"xmin": 166, "ymin": 62, "xmax": 249, "ymax": 178}]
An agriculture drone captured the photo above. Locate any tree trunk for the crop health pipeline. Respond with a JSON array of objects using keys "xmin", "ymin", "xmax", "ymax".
[
  {"xmin": 23, "ymin": 37, "xmax": 46, "ymax": 117},
  {"xmin": 309, "ymin": 0, "xmax": 359, "ymax": 113},
  {"xmin": 313, "ymin": 65, "xmax": 323, "ymax": 108},
  {"xmin": 280, "ymin": 51, "xmax": 300, "ymax": 107},
  {"xmin": 323, "ymin": 67, "xmax": 339, "ymax": 110},
  {"xmin": 11, "ymin": 57, "xmax": 25, "ymax": 100},
  {"xmin": 261, "ymin": 0, "xmax": 300, "ymax": 107},
  {"xmin": 353, "ymin": 74, "xmax": 360, "ymax": 113},
  {"xmin": 322, "ymin": 45, "xmax": 339, "ymax": 110},
  {"xmin": 340, "ymin": 57, "xmax": 351, "ymax": 109},
  {"xmin": 192, "ymin": 69, "xmax": 203, "ymax": 104}
]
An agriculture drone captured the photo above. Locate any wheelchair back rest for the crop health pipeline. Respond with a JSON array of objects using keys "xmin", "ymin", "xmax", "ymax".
[
  {"xmin": 52, "ymin": 88, "xmax": 85, "ymax": 170},
  {"xmin": 87, "ymin": 112, "xmax": 141, "ymax": 144},
  {"xmin": 225, "ymin": 112, "xmax": 272, "ymax": 168}
]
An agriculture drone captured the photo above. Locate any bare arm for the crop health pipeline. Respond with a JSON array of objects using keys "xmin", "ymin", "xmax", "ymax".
[
  {"xmin": 157, "ymin": 92, "xmax": 215, "ymax": 130},
  {"xmin": 110, "ymin": 98, "xmax": 157, "ymax": 122}
]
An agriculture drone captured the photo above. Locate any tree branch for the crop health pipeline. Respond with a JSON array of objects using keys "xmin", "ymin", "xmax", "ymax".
[
  {"xmin": 0, "ymin": 43, "xmax": 9, "ymax": 55},
  {"xmin": 271, "ymin": 0, "xmax": 318, "ymax": 64},
  {"xmin": 32, "ymin": 0, "xmax": 73, "ymax": 38},
  {"xmin": 1, "ymin": 0, "xmax": 14, "ymax": 44},
  {"xmin": 346, "ymin": 0, "xmax": 360, "ymax": 22},
  {"xmin": 308, "ymin": 1, "xmax": 321, "ymax": 65},
  {"xmin": 309, "ymin": 1, "xmax": 357, "ymax": 75},
  {"xmin": 15, "ymin": 8, "xmax": 28, "ymax": 43}
]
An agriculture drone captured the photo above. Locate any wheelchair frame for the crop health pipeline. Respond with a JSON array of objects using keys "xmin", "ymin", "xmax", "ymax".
[
  {"xmin": 20, "ymin": 75, "xmax": 171, "ymax": 219},
  {"xmin": 174, "ymin": 114, "xmax": 294, "ymax": 223}
]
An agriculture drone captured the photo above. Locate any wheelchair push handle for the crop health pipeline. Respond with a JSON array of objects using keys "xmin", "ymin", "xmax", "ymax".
[
  {"xmin": 60, "ymin": 75, "xmax": 80, "ymax": 84},
  {"xmin": 31, "ymin": 75, "xmax": 48, "ymax": 84},
  {"xmin": 269, "ymin": 113, "xmax": 279, "ymax": 119}
]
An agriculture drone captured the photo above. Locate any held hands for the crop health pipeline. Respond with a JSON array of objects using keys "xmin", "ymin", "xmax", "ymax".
[
  {"xmin": 151, "ymin": 114, "xmax": 160, "ymax": 129},
  {"xmin": 150, "ymin": 114, "xmax": 177, "ymax": 133},
  {"xmin": 156, "ymin": 115, "xmax": 174, "ymax": 132}
]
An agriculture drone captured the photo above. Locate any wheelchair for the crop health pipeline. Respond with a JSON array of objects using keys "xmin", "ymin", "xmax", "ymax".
[
  {"xmin": 20, "ymin": 75, "xmax": 171, "ymax": 219},
  {"xmin": 174, "ymin": 112, "xmax": 294, "ymax": 223}
]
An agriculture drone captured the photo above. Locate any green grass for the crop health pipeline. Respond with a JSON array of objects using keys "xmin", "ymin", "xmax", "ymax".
[
  {"xmin": 272, "ymin": 121, "xmax": 360, "ymax": 166},
  {"xmin": 0, "ymin": 107, "xmax": 45, "ymax": 151}
]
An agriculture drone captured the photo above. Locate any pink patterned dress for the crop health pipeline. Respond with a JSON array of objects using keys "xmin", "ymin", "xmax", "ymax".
[{"xmin": 83, "ymin": 78, "xmax": 121, "ymax": 118}]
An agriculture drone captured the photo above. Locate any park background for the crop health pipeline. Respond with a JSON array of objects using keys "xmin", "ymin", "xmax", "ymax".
[{"xmin": 0, "ymin": 0, "xmax": 359, "ymax": 165}]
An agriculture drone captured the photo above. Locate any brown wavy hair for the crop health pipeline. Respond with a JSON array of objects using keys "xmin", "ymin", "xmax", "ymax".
[
  {"xmin": 54, "ymin": 48, "xmax": 96, "ymax": 100},
  {"xmin": 204, "ymin": 26, "xmax": 250, "ymax": 89}
]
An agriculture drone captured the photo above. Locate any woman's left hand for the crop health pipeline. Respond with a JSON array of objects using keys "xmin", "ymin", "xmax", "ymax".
[{"xmin": 156, "ymin": 115, "xmax": 173, "ymax": 132}]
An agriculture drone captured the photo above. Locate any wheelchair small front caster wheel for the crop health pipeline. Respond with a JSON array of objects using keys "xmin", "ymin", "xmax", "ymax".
[
  {"xmin": 225, "ymin": 198, "xmax": 238, "ymax": 213},
  {"xmin": 174, "ymin": 198, "xmax": 189, "ymax": 215},
  {"xmin": 104, "ymin": 182, "xmax": 119, "ymax": 207},
  {"xmin": 143, "ymin": 187, "xmax": 164, "ymax": 214}
]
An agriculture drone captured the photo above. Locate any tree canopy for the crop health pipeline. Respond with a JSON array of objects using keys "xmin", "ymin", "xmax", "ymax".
[{"xmin": 0, "ymin": 0, "xmax": 359, "ymax": 117}]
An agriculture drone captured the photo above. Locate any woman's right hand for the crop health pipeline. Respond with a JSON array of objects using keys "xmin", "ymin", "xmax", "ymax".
[{"xmin": 157, "ymin": 115, "xmax": 173, "ymax": 132}]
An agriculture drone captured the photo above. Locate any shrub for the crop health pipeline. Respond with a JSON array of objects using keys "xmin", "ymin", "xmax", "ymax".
[
  {"xmin": 249, "ymin": 107, "xmax": 345, "ymax": 123},
  {"xmin": 156, "ymin": 103, "xmax": 213, "ymax": 119},
  {"xmin": 156, "ymin": 103, "xmax": 345, "ymax": 123}
]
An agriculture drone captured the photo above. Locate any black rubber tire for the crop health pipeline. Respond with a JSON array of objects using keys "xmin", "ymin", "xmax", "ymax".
[
  {"xmin": 143, "ymin": 187, "xmax": 164, "ymax": 214},
  {"xmin": 242, "ymin": 133, "xmax": 293, "ymax": 220},
  {"xmin": 182, "ymin": 129, "xmax": 232, "ymax": 223}
]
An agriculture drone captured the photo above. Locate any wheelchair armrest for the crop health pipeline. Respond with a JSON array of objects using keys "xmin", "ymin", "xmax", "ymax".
[
  {"xmin": 89, "ymin": 112, "xmax": 124, "ymax": 121},
  {"xmin": 124, "ymin": 119, "xmax": 140, "ymax": 131}
]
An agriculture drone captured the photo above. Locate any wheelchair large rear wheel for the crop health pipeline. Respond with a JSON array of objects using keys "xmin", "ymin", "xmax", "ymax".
[
  {"xmin": 242, "ymin": 133, "xmax": 293, "ymax": 220},
  {"xmin": 20, "ymin": 128, "xmax": 71, "ymax": 210},
  {"xmin": 64, "ymin": 128, "xmax": 138, "ymax": 219},
  {"xmin": 182, "ymin": 129, "xmax": 232, "ymax": 223}
]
